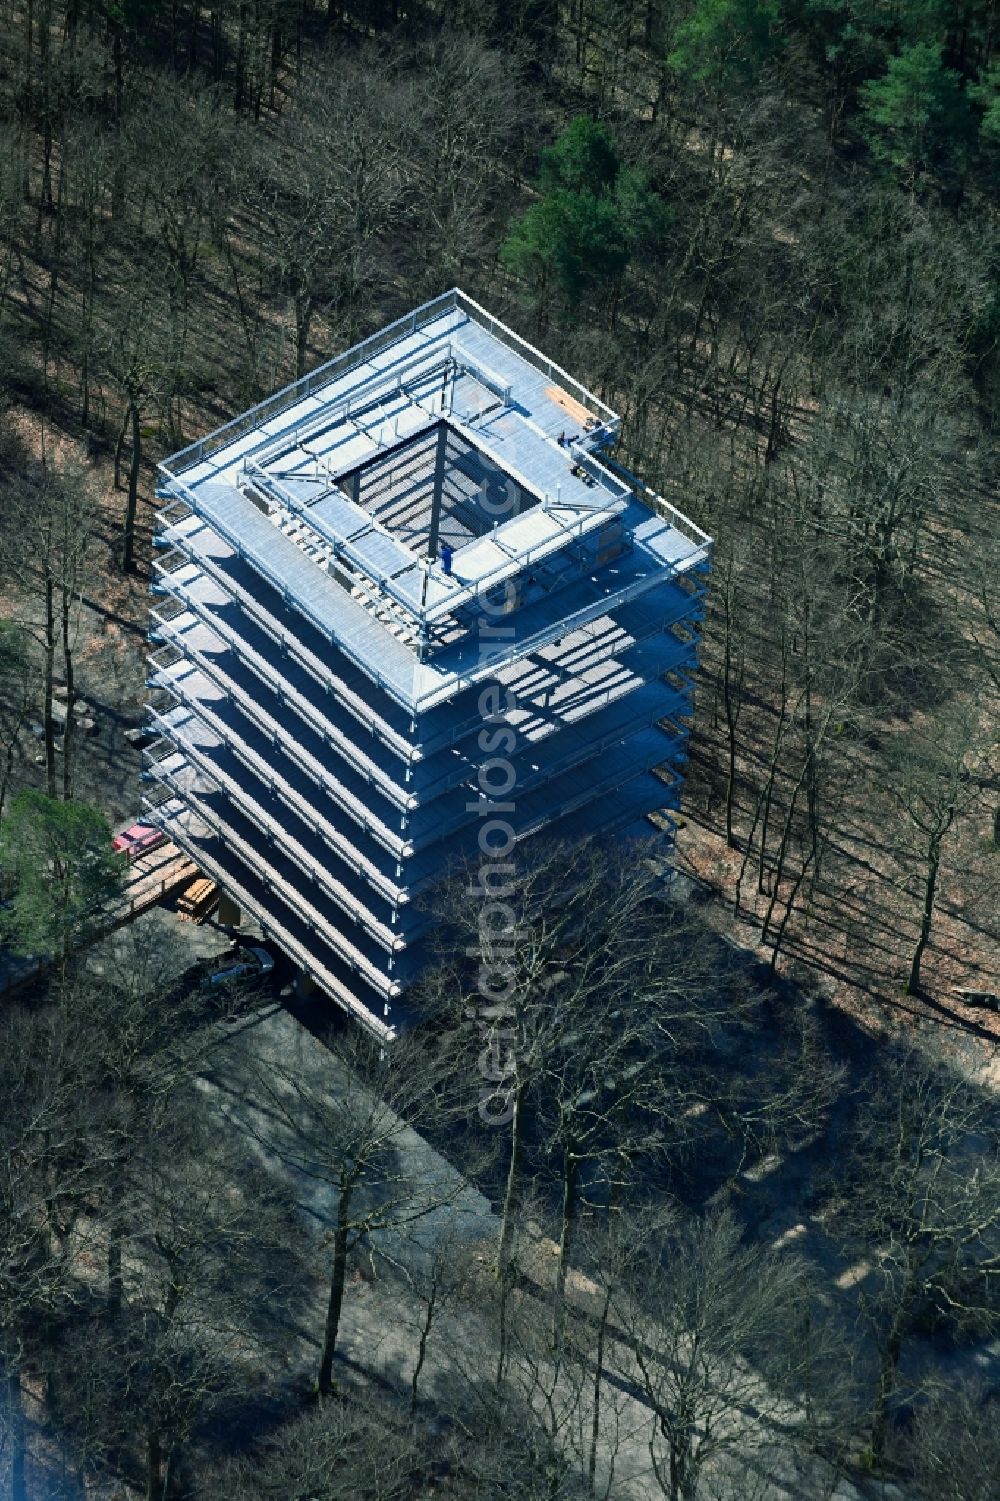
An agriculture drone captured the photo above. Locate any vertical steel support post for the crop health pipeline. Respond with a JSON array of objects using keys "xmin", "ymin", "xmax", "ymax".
[{"xmin": 426, "ymin": 422, "xmax": 449, "ymax": 561}]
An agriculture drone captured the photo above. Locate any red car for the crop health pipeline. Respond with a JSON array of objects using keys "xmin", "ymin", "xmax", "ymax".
[{"xmin": 112, "ymin": 823, "xmax": 167, "ymax": 860}]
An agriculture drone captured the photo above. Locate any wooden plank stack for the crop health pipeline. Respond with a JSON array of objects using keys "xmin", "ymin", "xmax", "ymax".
[{"xmin": 176, "ymin": 876, "xmax": 220, "ymax": 923}]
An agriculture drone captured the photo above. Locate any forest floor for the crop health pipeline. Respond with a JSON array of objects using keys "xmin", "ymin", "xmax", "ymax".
[
  {"xmin": 195, "ymin": 1001, "xmax": 896, "ymax": 1501},
  {"xmin": 673, "ymin": 798, "xmax": 1000, "ymax": 1066},
  {"xmin": 12, "ymin": 904, "xmax": 997, "ymax": 1498}
]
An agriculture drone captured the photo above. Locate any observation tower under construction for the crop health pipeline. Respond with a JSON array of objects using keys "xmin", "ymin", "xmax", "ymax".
[{"xmin": 144, "ymin": 291, "xmax": 712, "ymax": 1039}]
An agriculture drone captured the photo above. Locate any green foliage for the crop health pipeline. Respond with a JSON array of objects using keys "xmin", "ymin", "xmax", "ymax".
[
  {"xmin": 503, "ymin": 117, "xmax": 668, "ymax": 310},
  {"xmin": 538, "ymin": 115, "xmax": 620, "ymax": 196},
  {"xmin": 971, "ymin": 63, "xmax": 1000, "ymax": 145},
  {"xmin": 503, "ymin": 189, "xmax": 629, "ymax": 302},
  {"xmin": 788, "ymin": 0, "xmax": 962, "ymax": 58},
  {"xmin": 784, "ymin": 0, "xmax": 893, "ymax": 77},
  {"xmin": 860, "ymin": 42, "xmax": 974, "ymax": 182},
  {"xmin": 0, "ymin": 791, "xmax": 125, "ymax": 962},
  {"xmin": 669, "ymin": 0, "xmax": 782, "ymax": 89}
]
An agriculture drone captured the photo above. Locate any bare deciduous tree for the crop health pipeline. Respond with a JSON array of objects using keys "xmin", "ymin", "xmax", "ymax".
[
  {"xmin": 607, "ymin": 1205, "xmax": 850, "ymax": 1501},
  {"xmin": 0, "ymin": 622, "xmax": 36, "ymax": 823},
  {"xmin": 902, "ymin": 1379, "xmax": 1000, "ymax": 1501},
  {"xmin": 110, "ymin": 1082, "xmax": 304, "ymax": 1501},
  {"xmin": 213, "ymin": 1396, "xmax": 423, "ymax": 1500},
  {"xmin": 0, "ymin": 1003, "xmax": 112, "ymax": 1501},
  {"xmin": 828, "ymin": 1038, "xmax": 1000, "ymax": 1463},
  {"xmin": 0, "ymin": 463, "xmax": 100, "ymax": 798},
  {"xmin": 250, "ymin": 50, "xmax": 409, "ymax": 378},
  {"xmin": 882, "ymin": 702, "xmax": 984, "ymax": 995},
  {"xmin": 222, "ymin": 1021, "xmax": 466, "ymax": 1397}
]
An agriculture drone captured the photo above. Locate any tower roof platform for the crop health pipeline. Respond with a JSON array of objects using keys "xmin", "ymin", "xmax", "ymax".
[{"xmin": 156, "ymin": 290, "xmax": 710, "ymax": 710}]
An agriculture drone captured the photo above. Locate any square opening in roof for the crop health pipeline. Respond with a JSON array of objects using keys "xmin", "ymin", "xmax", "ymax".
[{"xmin": 336, "ymin": 420, "xmax": 540, "ymax": 561}]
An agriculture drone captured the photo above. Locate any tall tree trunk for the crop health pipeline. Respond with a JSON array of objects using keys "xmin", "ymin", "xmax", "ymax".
[
  {"xmin": 114, "ymin": 406, "xmax": 128, "ymax": 490},
  {"xmin": 495, "ymin": 1257, "xmax": 512, "ymax": 1388},
  {"xmin": 121, "ymin": 399, "xmax": 141, "ymax": 573},
  {"xmin": 22, "ymin": 0, "xmax": 34, "ymax": 200},
  {"xmin": 6, "ymin": 1362, "xmax": 28, "ymax": 1501},
  {"xmin": 760, "ymin": 749, "xmax": 812, "ymax": 945},
  {"xmin": 108, "ymin": 1173, "xmax": 124, "ymax": 1321},
  {"xmin": 496, "ymin": 1072, "xmax": 526, "ymax": 1274},
  {"xmin": 906, "ymin": 834, "xmax": 943, "ymax": 995},
  {"xmin": 409, "ymin": 1280, "xmax": 437, "ymax": 1415},
  {"xmin": 80, "ymin": 229, "xmax": 96, "ymax": 427},
  {"xmin": 768, "ymin": 842, "xmax": 816, "ymax": 972},
  {"xmin": 294, "ymin": 293, "xmax": 313, "ymax": 380},
  {"xmin": 60, "ymin": 592, "xmax": 74, "ymax": 801},
  {"xmin": 187, "ymin": 0, "xmax": 198, "ymax": 71},
  {"xmin": 721, "ymin": 573, "xmax": 744, "ymax": 849},
  {"xmin": 495, "ymin": 1072, "xmax": 527, "ymax": 1388},
  {"xmin": 317, "ymin": 1187, "xmax": 350, "ymax": 1395},
  {"xmin": 1, "ymin": 728, "xmax": 21, "ymax": 823},
  {"xmin": 43, "ymin": 570, "xmax": 57, "ymax": 798},
  {"xmin": 756, "ymin": 639, "xmax": 792, "ymax": 893},
  {"xmin": 587, "ymin": 1283, "xmax": 611, "ymax": 1494},
  {"xmin": 112, "ymin": 28, "xmax": 124, "ymax": 124},
  {"xmin": 222, "ymin": 231, "xmax": 259, "ymax": 392},
  {"xmin": 870, "ymin": 1310, "xmax": 907, "ymax": 1463},
  {"xmin": 145, "ymin": 1427, "xmax": 162, "ymax": 1501},
  {"xmin": 234, "ymin": 1, "xmax": 247, "ymax": 105},
  {"xmin": 553, "ymin": 1144, "xmax": 578, "ymax": 1344},
  {"xmin": 734, "ymin": 663, "xmax": 791, "ymax": 911}
]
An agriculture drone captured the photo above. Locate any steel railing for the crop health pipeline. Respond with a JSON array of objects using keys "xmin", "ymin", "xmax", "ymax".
[
  {"xmin": 147, "ymin": 615, "xmax": 413, "ymax": 857},
  {"xmin": 142, "ymin": 757, "xmax": 402, "ymax": 994},
  {"xmin": 156, "ymin": 481, "xmax": 421, "ymax": 716},
  {"xmin": 158, "ymin": 288, "xmax": 618, "ymax": 482},
  {"xmin": 415, "ymin": 561, "xmax": 707, "ymax": 713},
  {"xmin": 150, "ymin": 543, "xmax": 416, "ymax": 771},
  {"xmin": 145, "ymin": 705, "xmax": 412, "ymax": 933}
]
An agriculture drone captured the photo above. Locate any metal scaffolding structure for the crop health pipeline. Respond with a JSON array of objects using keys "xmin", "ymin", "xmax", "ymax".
[{"xmin": 145, "ymin": 289, "xmax": 712, "ymax": 1039}]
